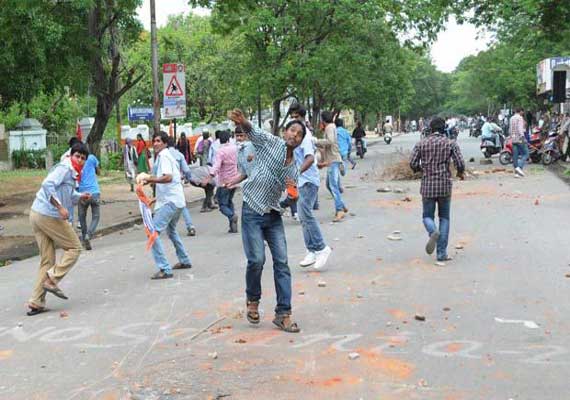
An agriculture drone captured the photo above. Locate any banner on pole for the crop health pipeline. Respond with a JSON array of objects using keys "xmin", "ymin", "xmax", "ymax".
[{"xmin": 163, "ymin": 63, "xmax": 186, "ymax": 118}]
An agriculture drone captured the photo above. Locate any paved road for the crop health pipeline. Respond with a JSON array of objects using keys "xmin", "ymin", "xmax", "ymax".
[{"xmin": 1, "ymin": 132, "xmax": 570, "ymax": 400}]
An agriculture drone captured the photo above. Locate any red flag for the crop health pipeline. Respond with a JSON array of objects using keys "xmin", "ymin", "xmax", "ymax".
[{"xmin": 76, "ymin": 121, "xmax": 83, "ymax": 142}]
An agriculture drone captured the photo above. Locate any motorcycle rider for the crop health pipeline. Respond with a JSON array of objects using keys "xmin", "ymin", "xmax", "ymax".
[
  {"xmin": 352, "ymin": 121, "xmax": 367, "ymax": 154},
  {"xmin": 481, "ymin": 117, "xmax": 503, "ymax": 148},
  {"xmin": 382, "ymin": 119, "xmax": 393, "ymax": 136}
]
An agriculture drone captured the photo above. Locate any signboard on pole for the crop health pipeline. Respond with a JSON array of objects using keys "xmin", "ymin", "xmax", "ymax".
[
  {"xmin": 128, "ymin": 106, "xmax": 154, "ymax": 122},
  {"xmin": 162, "ymin": 63, "xmax": 186, "ymax": 118}
]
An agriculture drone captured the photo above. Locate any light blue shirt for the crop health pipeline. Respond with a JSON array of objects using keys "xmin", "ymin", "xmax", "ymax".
[
  {"xmin": 482, "ymin": 122, "xmax": 500, "ymax": 138},
  {"xmin": 336, "ymin": 127, "xmax": 352, "ymax": 157},
  {"xmin": 32, "ymin": 163, "xmax": 81, "ymax": 219},
  {"xmin": 237, "ymin": 141, "xmax": 255, "ymax": 176},
  {"xmin": 295, "ymin": 130, "xmax": 320, "ymax": 188},
  {"xmin": 169, "ymin": 147, "xmax": 192, "ymax": 182},
  {"xmin": 78, "ymin": 154, "xmax": 100, "ymax": 194}
]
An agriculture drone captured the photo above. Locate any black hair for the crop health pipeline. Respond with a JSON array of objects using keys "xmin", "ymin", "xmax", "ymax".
[
  {"xmin": 321, "ymin": 111, "xmax": 333, "ymax": 124},
  {"xmin": 137, "ymin": 133, "xmax": 144, "ymax": 140},
  {"xmin": 180, "ymin": 132, "xmax": 186, "ymax": 138},
  {"xmin": 284, "ymin": 120, "xmax": 307, "ymax": 139},
  {"xmin": 515, "ymin": 107, "xmax": 524, "ymax": 113},
  {"xmin": 153, "ymin": 131, "xmax": 170, "ymax": 145},
  {"xmin": 219, "ymin": 130, "xmax": 230, "ymax": 144},
  {"xmin": 289, "ymin": 102, "xmax": 307, "ymax": 118},
  {"xmin": 202, "ymin": 131, "xmax": 210, "ymax": 139},
  {"xmin": 235, "ymin": 125, "xmax": 244, "ymax": 134},
  {"xmin": 166, "ymin": 136, "xmax": 175, "ymax": 147},
  {"xmin": 70, "ymin": 142, "xmax": 89, "ymax": 157},
  {"xmin": 68, "ymin": 137, "xmax": 81, "ymax": 148},
  {"xmin": 335, "ymin": 118, "xmax": 344, "ymax": 128},
  {"xmin": 429, "ymin": 117, "xmax": 446, "ymax": 134},
  {"xmin": 215, "ymin": 130, "xmax": 222, "ymax": 140}
]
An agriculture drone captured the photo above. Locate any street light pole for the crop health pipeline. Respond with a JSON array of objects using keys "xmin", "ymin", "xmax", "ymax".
[{"xmin": 150, "ymin": 0, "xmax": 160, "ymax": 135}]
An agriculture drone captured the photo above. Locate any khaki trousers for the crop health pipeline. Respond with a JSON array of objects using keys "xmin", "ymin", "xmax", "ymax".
[{"xmin": 29, "ymin": 210, "xmax": 81, "ymax": 308}]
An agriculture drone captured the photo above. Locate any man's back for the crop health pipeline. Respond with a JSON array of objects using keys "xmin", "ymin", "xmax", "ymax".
[
  {"xmin": 78, "ymin": 154, "xmax": 100, "ymax": 194},
  {"xmin": 410, "ymin": 133, "xmax": 465, "ymax": 198}
]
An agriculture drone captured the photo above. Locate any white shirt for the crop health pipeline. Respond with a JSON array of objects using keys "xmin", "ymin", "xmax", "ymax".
[{"xmin": 154, "ymin": 149, "xmax": 185, "ymax": 210}]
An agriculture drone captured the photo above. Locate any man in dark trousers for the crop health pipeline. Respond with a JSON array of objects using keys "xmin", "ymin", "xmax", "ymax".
[{"xmin": 410, "ymin": 117, "xmax": 465, "ymax": 265}]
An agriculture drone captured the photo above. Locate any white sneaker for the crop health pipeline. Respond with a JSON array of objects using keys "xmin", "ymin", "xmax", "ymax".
[
  {"xmin": 292, "ymin": 213, "xmax": 299, "ymax": 221},
  {"xmin": 515, "ymin": 167, "xmax": 525, "ymax": 177},
  {"xmin": 299, "ymin": 252, "xmax": 316, "ymax": 267},
  {"xmin": 313, "ymin": 246, "xmax": 332, "ymax": 270}
]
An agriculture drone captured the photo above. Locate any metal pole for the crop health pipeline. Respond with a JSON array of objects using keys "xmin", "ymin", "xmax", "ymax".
[
  {"xmin": 150, "ymin": 0, "xmax": 160, "ymax": 136},
  {"xmin": 173, "ymin": 118, "xmax": 177, "ymax": 143}
]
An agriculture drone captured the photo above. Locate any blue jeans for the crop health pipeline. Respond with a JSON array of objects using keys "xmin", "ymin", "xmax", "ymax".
[
  {"xmin": 279, "ymin": 196, "xmax": 298, "ymax": 215},
  {"xmin": 422, "ymin": 197, "xmax": 451, "ymax": 261},
  {"xmin": 326, "ymin": 161, "xmax": 346, "ymax": 212},
  {"xmin": 241, "ymin": 202, "xmax": 292, "ymax": 315},
  {"xmin": 512, "ymin": 142, "xmax": 529, "ymax": 170},
  {"xmin": 298, "ymin": 183, "xmax": 326, "ymax": 252},
  {"xmin": 78, "ymin": 193, "xmax": 101, "ymax": 241},
  {"xmin": 181, "ymin": 206, "xmax": 194, "ymax": 229},
  {"xmin": 151, "ymin": 202, "xmax": 191, "ymax": 273},
  {"xmin": 216, "ymin": 187, "xmax": 236, "ymax": 222}
]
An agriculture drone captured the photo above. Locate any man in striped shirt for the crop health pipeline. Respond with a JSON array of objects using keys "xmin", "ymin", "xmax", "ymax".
[
  {"xmin": 509, "ymin": 108, "xmax": 528, "ymax": 177},
  {"xmin": 227, "ymin": 109, "xmax": 305, "ymax": 333}
]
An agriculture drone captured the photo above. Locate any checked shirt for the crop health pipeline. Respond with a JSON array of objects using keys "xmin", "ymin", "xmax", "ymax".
[{"xmin": 410, "ymin": 133, "xmax": 465, "ymax": 198}]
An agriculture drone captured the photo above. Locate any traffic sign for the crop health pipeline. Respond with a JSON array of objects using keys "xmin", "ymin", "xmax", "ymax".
[
  {"xmin": 162, "ymin": 63, "xmax": 186, "ymax": 118},
  {"xmin": 128, "ymin": 106, "xmax": 154, "ymax": 122}
]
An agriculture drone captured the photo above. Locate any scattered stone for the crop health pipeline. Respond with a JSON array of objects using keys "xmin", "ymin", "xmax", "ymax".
[
  {"xmin": 356, "ymin": 294, "xmax": 364, "ymax": 299},
  {"xmin": 394, "ymin": 188, "xmax": 405, "ymax": 193},
  {"xmin": 317, "ymin": 281, "xmax": 327, "ymax": 287},
  {"xmin": 392, "ymin": 230, "xmax": 401, "ymax": 235},
  {"xmin": 435, "ymin": 261, "xmax": 446, "ymax": 267},
  {"xmin": 333, "ymin": 237, "xmax": 340, "ymax": 241},
  {"xmin": 480, "ymin": 159, "xmax": 493, "ymax": 165},
  {"xmin": 534, "ymin": 198, "xmax": 540, "ymax": 206},
  {"xmin": 371, "ymin": 280, "xmax": 377, "ymax": 285},
  {"xmin": 349, "ymin": 212, "xmax": 356, "ymax": 217},
  {"xmin": 387, "ymin": 234, "xmax": 402, "ymax": 241},
  {"xmin": 234, "ymin": 338, "xmax": 247, "ymax": 344},
  {"xmin": 17, "ymin": 322, "xmax": 23, "ymax": 328},
  {"xmin": 103, "ymin": 289, "xmax": 110, "ymax": 294},
  {"xmin": 133, "ymin": 224, "xmax": 142, "ymax": 230},
  {"xmin": 455, "ymin": 244, "xmax": 464, "ymax": 250},
  {"xmin": 298, "ymin": 291, "xmax": 305, "ymax": 295},
  {"xmin": 417, "ymin": 378, "xmax": 429, "ymax": 387},
  {"xmin": 59, "ymin": 311, "xmax": 69, "ymax": 319},
  {"xmin": 386, "ymin": 321, "xmax": 392, "ymax": 327},
  {"xmin": 565, "ymin": 273, "xmax": 570, "ymax": 278},
  {"xmin": 414, "ymin": 314, "xmax": 426, "ymax": 322},
  {"xmin": 129, "ymin": 255, "xmax": 135, "ymax": 260},
  {"xmin": 443, "ymin": 307, "xmax": 451, "ymax": 312},
  {"xmin": 208, "ymin": 352, "xmax": 218, "ymax": 360},
  {"xmin": 377, "ymin": 187, "xmax": 392, "ymax": 193},
  {"xmin": 357, "ymin": 234, "xmax": 365, "ymax": 239},
  {"xmin": 469, "ymin": 157, "xmax": 475, "ymax": 162},
  {"xmin": 348, "ymin": 352, "xmax": 360, "ymax": 360},
  {"xmin": 401, "ymin": 196, "xmax": 412, "ymax": 202}
]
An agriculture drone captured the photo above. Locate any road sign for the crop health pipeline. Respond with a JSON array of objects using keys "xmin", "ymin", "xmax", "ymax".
[
  {"xmin": 163, "ymin": 63, "xmax": 186, "ymax": 118},
  {"xmin": 128, "ymin": 106, "xmax": 154, "ymax": 122}
]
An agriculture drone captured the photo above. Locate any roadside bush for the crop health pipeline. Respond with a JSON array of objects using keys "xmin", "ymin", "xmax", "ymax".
[
  {"xmin": 48, "ymin": 143, "xmax": 69, "ymax": 162},
  {"xmin": 101, "ymin": 151, "xmax": 122, "ymax": 171},
  {"xmin": 11, "ymin": 149, "xmax": 46, "ymax": 169}
]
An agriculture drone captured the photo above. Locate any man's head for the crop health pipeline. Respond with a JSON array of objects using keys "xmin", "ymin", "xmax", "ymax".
[
  {"xmin": 166, "ymin": 136, "xmax": 175, "ymax": 148},
  {"xmin": 202, "ymin": 131, "xmax": 210, "ymax": 140},
  {"xmin": 335, "ymin": 118, "xmax": 344, "ymax": 128},
  {"xmin": 289, "ymin": 103, "xmax": 307, "ymax": 121},
  {"xmin": 321, "ymin": 111, "xmax": 334, "ymax": 125},
  {"xmin": 70, "ymin": 143, "xmax": 89, "ymax": 166},
  {"xmin": 219, "ymin": 130, "xmax": 230, "ymax": 144},
  {"xmin": 429, "ymin": 117, "xmax": 446, "ymax": 135},
  {"xmin": 515, "ymin": 107, "xmax": 524, "ymax": 115},
  {"xmin": 152, "ymin": 131, "xmax": 169, "ymax": 154},
  {"xmin": 283, "ymin": 120, "xmax": 306, "ymax": 148},
  {"xmin": 234, "ymin": 126, "xmax": 246, "ymax": 143},
  {"xmin": 215, "ymin": 130, "xmax": 222, "ymax": 140},
  {"xmin": 68, "ymin": 137, "xmax": 81, "ymax": 148}
]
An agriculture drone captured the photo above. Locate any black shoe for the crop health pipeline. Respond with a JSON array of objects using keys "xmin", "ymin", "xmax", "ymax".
[
  {"xmin": 208, "ymin": 205, "xmax": 218, "ymax": 210},
  {"xmin": 173, "ymin": 263, "xmax": 192, "ymax": 270},
  {"xmin": 187, "ymin": 226, "xmax": 196, "ymax": 237},
  {"xmin": 150, "ymin": 270, "xmax": 173, "ymax": 280},
  {"xmin": 82, "ymin": 239, "xmax": 92, "ymax": 251},
  {"xmin": 230, "ymin": 215, "xmax": 238, "ymax": 233},
  {"xmin": 425, "ymin": 230, "xmax": 440, "ymax": 255}
]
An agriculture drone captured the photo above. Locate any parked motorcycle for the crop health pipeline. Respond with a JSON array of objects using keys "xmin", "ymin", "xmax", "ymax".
[
  {"xmin": 480, "ymin": 130, "xmax": 505, "ymax": 159},
  {"xmin": 499, "ymin": 131, "xmax": 543, "ymax": 165},
  {"xmin": 541, "ymin": 125, "xmax": 562, "ymax": 165}
]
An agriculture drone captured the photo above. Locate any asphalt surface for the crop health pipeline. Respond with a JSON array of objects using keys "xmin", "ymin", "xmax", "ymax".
[{"xmin": 1, "ymin": 131, "xmax": 570, "ymax": 400}]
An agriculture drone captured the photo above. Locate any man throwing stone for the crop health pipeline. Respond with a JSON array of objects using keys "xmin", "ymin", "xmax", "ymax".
[
  {"xmin": 227, "ymin": 109, "xmax": 304, "ymax": 333},
  {"xmin": 410, "ymin": 117, "xmax": 465, "ymax": 265}
]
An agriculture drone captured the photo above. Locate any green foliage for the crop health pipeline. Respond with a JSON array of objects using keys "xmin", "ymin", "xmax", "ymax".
[
  {"xmin": 101, "ymin": 151, "xmax": 122, "ymax": 171},
  {"xmin": 11, "ymin": 149, "xmax": 46, "ymax": 169},
  {"xmin": 48, "ymin": 143, "xmax": 69, "ymax": 162},
  {"xmin": 0, "ymin": 103, "xmax": 24, "ymax": 130}
]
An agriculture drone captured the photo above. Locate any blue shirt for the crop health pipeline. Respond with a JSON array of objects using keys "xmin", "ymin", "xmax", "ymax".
[
  {"xmin": 78, "ymin": 154, "xmax": 100, "ymax": 194},
  {"xmin": 237, "ymin": 141, "xmax": 255, "ymax": 177},
  {"xmin": 295, "ymin": 130, "xmax": 320, "ymax": 188},
  {"xmin": 336, "ymin": 127, "xmax": 352, "ymax": 157},
  {"xmin": 32, "ymin": 163, "xmax": 81, "ymax": 219}
]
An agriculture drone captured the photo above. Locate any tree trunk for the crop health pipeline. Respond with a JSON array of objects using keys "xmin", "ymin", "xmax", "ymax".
[
  {"xmin": 87, "ymin": 96, "xmax": 113, "ymax": 158},
  {"xmin": 271, "ymin": 99, "xmax": 281, "ymax": 136}
]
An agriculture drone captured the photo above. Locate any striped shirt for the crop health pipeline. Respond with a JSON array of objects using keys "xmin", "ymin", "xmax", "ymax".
[{"xmin": 242, "ymin": 125, "xmax": 298, "ymax": 215}]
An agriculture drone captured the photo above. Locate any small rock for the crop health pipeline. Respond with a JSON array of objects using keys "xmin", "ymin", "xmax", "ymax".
[
  {"xmin": 133, "ymin": 224, "xmax": 142, "ymax": 230},
  {"xmin": 480, "ymin": 159, "xmax": 492, "ymax": 165},
  {"xmin": 435, "ymin": 261, "xmax": 446, "ymax": 267},
  {"xmin": 317, "ymin": 281, "xmax": 327, "ymax": 287},
  {"xmin": 17, "ymin": 322, "xmax": 23, "ymax": 328},
  {"xmin": 349, "ymin": 212, "xmax": 356, "ymax": 216},
  {"xmin": 208, "ymin": 352, "xmax": 218, "ymax": 359},
  {"xmin": 469, "ymin": 157, "xmax": 475, "ymax": 162},
  {"xmin": 103, "ymin": 289, "xmax": 110, "ymax": 294},
  {"xmin": 129, "ymin": 255, "xmax": 135, "ymax": 260},
  {"xmin": 401, "ymin": 196, "xmax": 412, "ymax": 202},
  {"xmin": 357, "ymin": 234, "xmax": 365, "ymax": 239},
  {"xmin": 394, "ymin": 188, "xmax": 405, "ymax": 193},
  {"xmin": 60, "ymin": 311, "xmax": 69, "ymax": 319},
  {"xmin": 356, "ymin": 294, "xmax": 364, "ymax": 299},
  {"xmin": 348, "ymin": 352, "xmax": 360, "ymax": 360},
  {"xmin": 41, "ymin": 365, "xmax": 46, "ymax": 369},
  {"xmin": 298, "ymin": 291, "xmax": 305, "ymax": 295},
  {"xmin": 417, "ymin": 378, "xmax": 428, "ymax": 387},
  {"xmin": 565, "ymin": 273, "xmax": 570, "ymax": 278},
  {"xmin": 387, "ymin": 234, "xmax": 402, "ymax": 241},
  {"xmin": 414, "ymin": 314, "xmax": 426, "ymax": 322},
  {"xmin": 234, "ymin": 338, "xmax": 247, "ymax": 344},
  {"xmin": 392, "ymin": 230, "xmax": 401, "ymax": 234},
  {"xmin": 79, "ymin": 349, "xmax": 86, "ymax": 354},
  {"xmin": 377, "ymin": 187, "xmax": 392, "ymax": 193},
  {"xmin": 455, "ymin": 244, "xmax": 464, "ymax": 250},
  {"xmin": 386, "ymin": 321, "xmax": 392, "ymax": 327},
  {"xmin": 333, "ymin": 237, "xmax": 340, "ymax": 241},
  {"xmin": 443, "ymin": 307, "xmax": 451, "ymax": 312},
  {"xmin": 534, "ymin": 199, "xmax": 540, "ymax": 206}
]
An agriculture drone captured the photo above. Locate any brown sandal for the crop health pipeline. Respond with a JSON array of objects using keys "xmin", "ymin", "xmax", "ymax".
[
  {"xmin": 272, "ymin": 314, "xmax": 300, "ymax": 333},
  {"xmin": 246, "ymin": 300, "xmax": 260, "ymax": 324}
]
